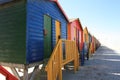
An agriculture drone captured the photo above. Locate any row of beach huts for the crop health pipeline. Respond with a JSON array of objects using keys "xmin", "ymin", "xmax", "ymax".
[{"xmin": 0, "ymin": 0, "xmax": 101, "ymax": 80}]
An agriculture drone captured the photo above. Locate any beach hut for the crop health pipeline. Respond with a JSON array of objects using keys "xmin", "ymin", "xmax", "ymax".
[
  {"xmin": 88, "ymin": 33, "xmax": 92, "ymax": 57},
  {"xmin": 91, "ymin": 36, "xmax": 95, "ymax": 53},
  {"xmin": 0, "ymin": 0, "xmax": 69, "ymax": 79},
  {"xmin": 94, "ymin": 37, "xmax": 97, "ymax": 51},
  {"xmin": 68, "ymin": 18, "xmax": 84, "ymax": 65},
  {"xmin": 0, "ymin": 0, "xmax": 69, "ymax": 64},
  {"xmin": 94, "ymin": 37, "xmax": 98, "ymax": 51},
  {"xmin": 83, "ymin": 27, "xmax": 89, "ymax": 60},
  {"xmin": 68, "ymin": 18, "xmax": 83, "ymax": 51}
]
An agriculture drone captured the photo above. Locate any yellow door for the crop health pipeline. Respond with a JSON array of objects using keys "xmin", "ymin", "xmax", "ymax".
[{"xmin": 55, "ymin": 21, "xmax": 61, "ymax": 43}]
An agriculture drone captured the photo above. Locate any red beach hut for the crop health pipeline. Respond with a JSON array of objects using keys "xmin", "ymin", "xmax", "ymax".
[{"xmin": 67, "ymin": 18, "xmax": 83, "ymax": 52}]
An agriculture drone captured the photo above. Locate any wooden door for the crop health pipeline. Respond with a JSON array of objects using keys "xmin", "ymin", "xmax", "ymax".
[
  {"xmin": 74, "ymin": 27, "xmax": 76, "ymax": 41},
  {"xmin": 44, "ymin": 15, "xmax": 52, "ymax": 58},
  {"xmin": 55, "ymin": 20, "xmax": 61, "ymax": 43}
]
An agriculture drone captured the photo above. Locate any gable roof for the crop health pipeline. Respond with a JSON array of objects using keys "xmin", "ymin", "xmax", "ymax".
[
  {"xmin": 50, "ymin": 0, "xmax": 69, "ymax": 22},
  {"xmin": 84, "ymin": 27, "xmax": 89, "ymax": 33},
  {"xmin": 69, "ymin": 18, "xmax": 78, "ymax": 22},
  {"xmin": 69, "ymin": 18, "xmax": 83, "ymax": 31},
  {"xmin": 1, "ymin": 0, "xmax": 69, "ymax": 22}
]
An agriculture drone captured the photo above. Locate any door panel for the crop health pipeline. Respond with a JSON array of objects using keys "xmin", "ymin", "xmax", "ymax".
[
  {"xmin": 67, "ymin": 24, "xmax": 71, "ymax": 40},
  {"xmin": 55, "ymin": 20, "xmax": 61, "ymax": 43},
  {"xmin": 76, "ymin": 29, "xmax": 79, "ymax": 45},
  {"xmin": 44, "ymin": 15, "xmax": 52, "ymax": 58},
  {"xmin": 74, "ymin": 27, "xmax": 76, "ymax": 41}
]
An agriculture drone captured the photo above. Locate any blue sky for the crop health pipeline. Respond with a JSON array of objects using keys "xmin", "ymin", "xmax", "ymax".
[{"xmin": 59, "ymin": 0, "xmax": 120, "ymax": 50}]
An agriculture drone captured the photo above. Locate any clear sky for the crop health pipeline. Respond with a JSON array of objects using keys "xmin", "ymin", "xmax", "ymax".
[{"xmin": 59, "ymin": 0, "xmax": 120, "ymax": 50}]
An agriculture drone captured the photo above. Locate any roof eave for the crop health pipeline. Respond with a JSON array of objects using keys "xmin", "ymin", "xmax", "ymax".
[
  {"xmin": 77, "ymin": 19, "xmax": 83, "ymax": 31},
  {"xmin": 84, "ymin": 27, "xmax": 89, "ymax": 33},
  {"xmin": 50, "ymin": 0, "xmax": 69, "ymax": 22},
  {"xmin": 69, "ymin": 18, "xmax": 83, "ymax": 31}
]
